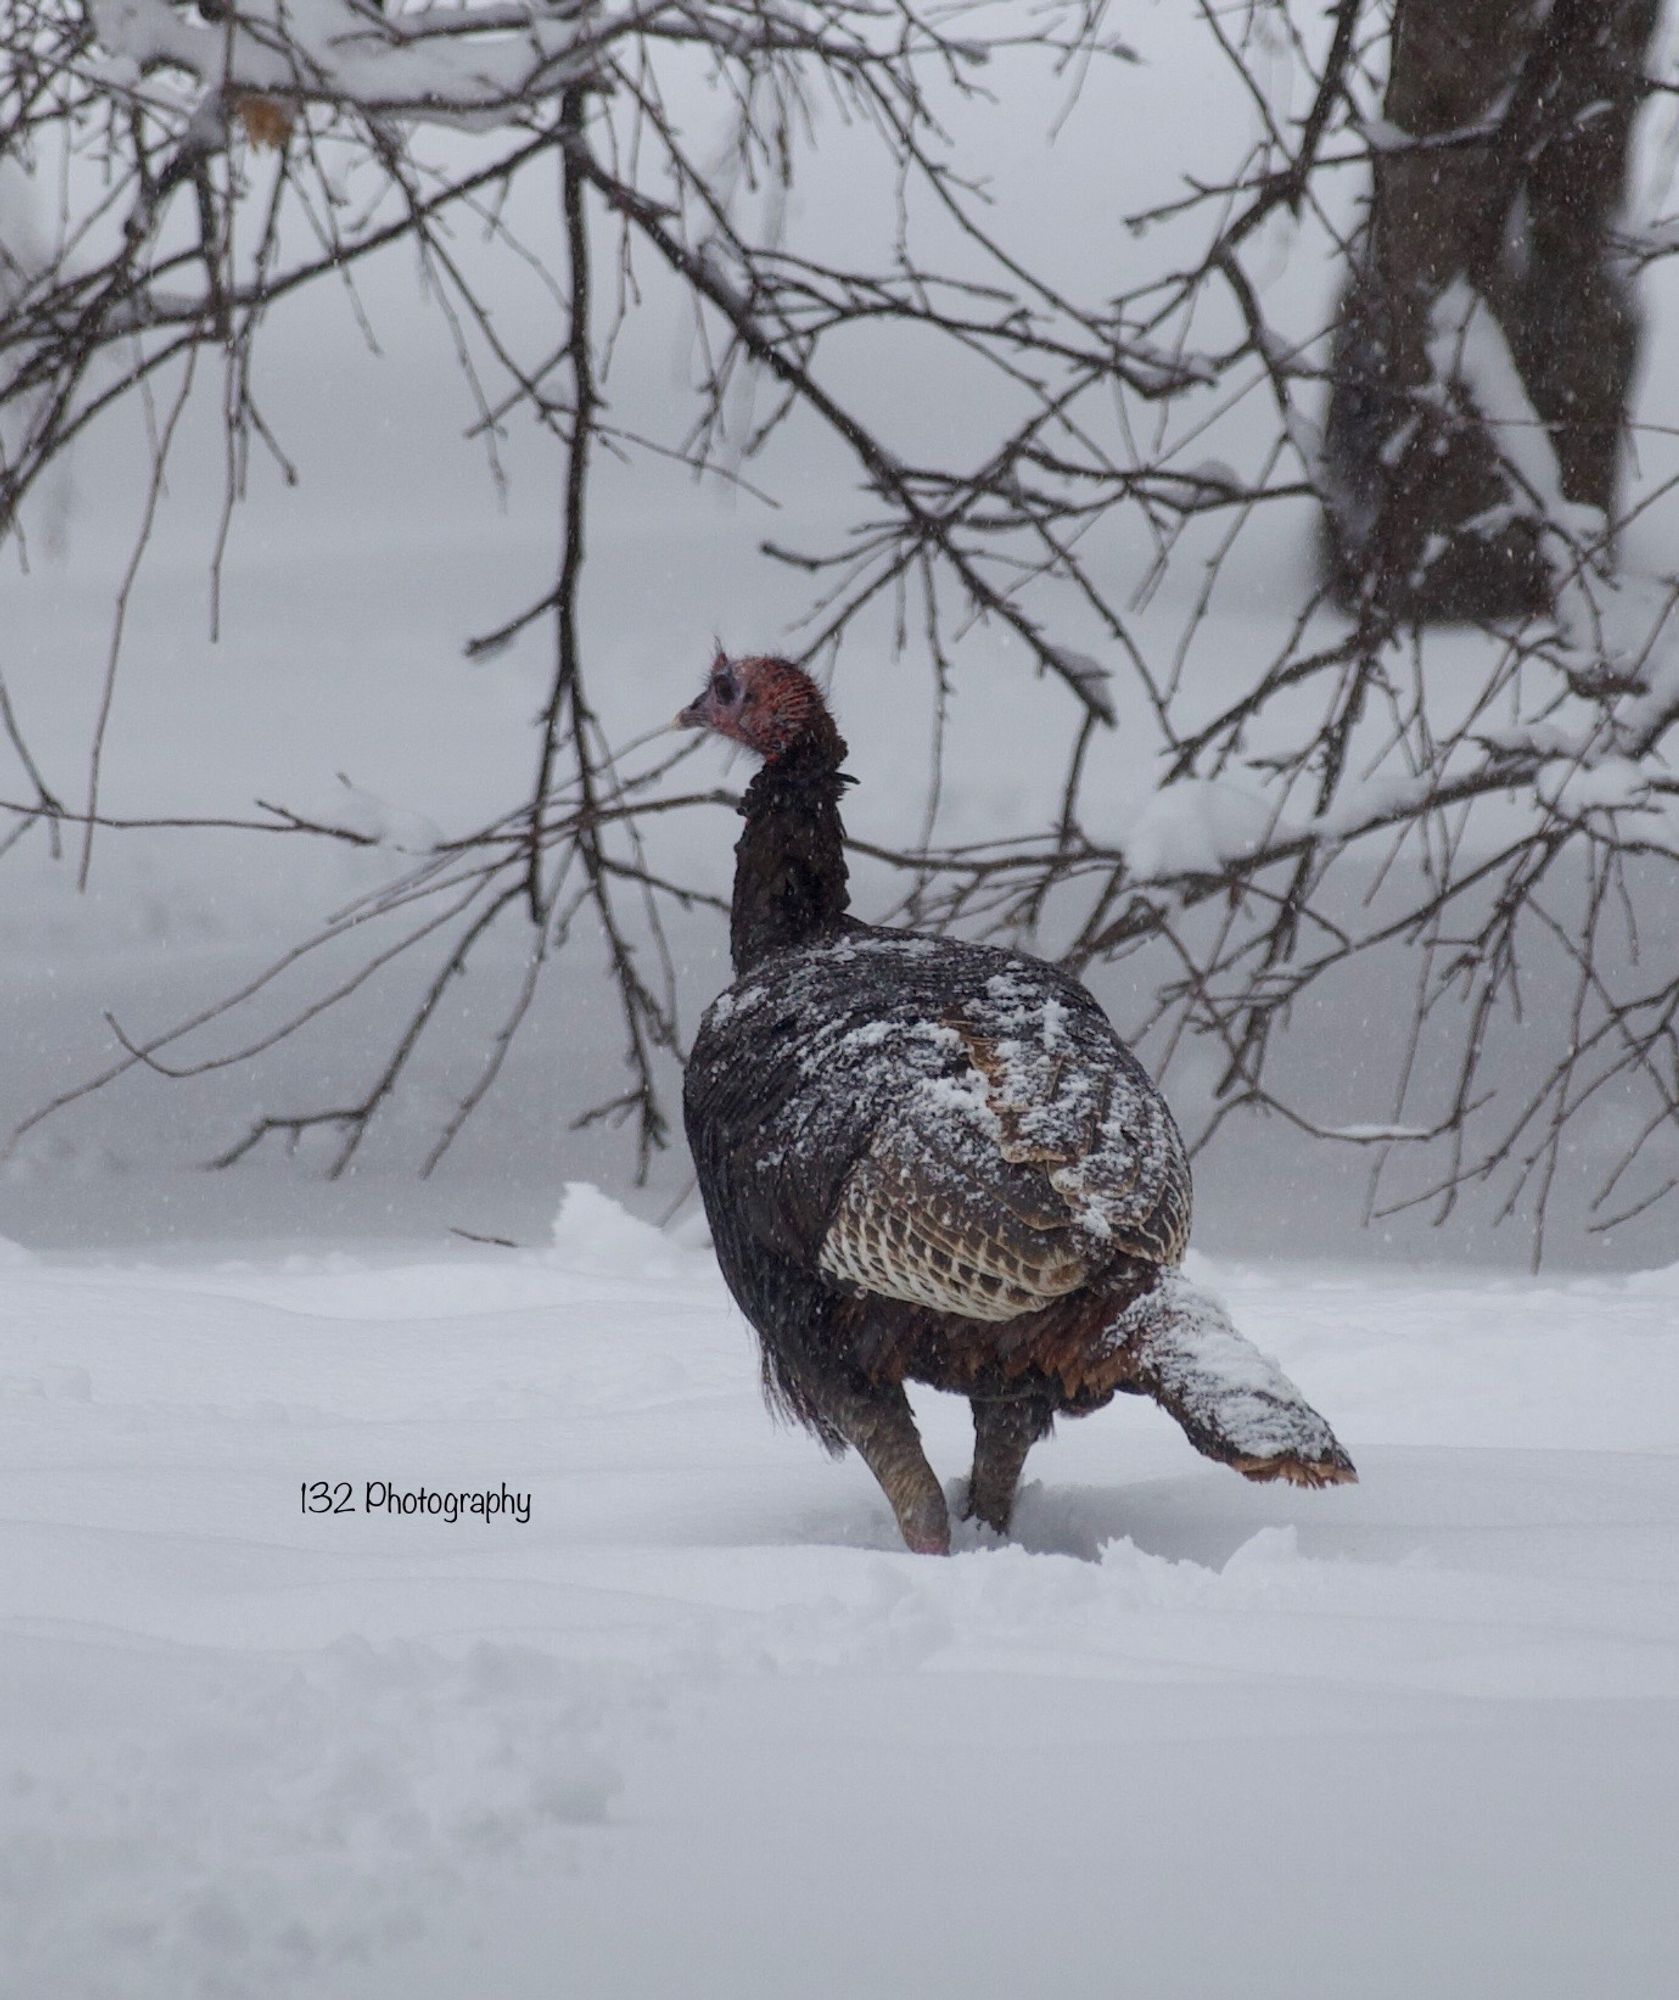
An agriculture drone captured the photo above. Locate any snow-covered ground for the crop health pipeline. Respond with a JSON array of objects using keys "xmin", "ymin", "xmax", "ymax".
[
  {"xmin": 6, "ymin": 22, "xmax": 1679, "ymax": 1992},
  {"xmin": 5, "ymin": 1189, "xmax": 1675, "ymax": 1999}
]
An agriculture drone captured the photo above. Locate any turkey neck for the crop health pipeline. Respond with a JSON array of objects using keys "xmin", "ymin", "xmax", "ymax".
[{"xmin": 730, "ymin": 741, "xmax": 853, "ymax": 973}]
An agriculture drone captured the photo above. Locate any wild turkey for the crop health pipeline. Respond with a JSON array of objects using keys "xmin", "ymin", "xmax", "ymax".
[{"xmin": 679, "ymin": 653, "xmax": 1354, "ymax": 1553}]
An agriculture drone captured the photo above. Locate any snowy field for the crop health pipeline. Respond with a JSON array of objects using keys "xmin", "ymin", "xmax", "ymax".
[
  {"xmin": 4, "ymin": 1188, "xmax": 1676, "ymax": 2000},
  {"xmin": 8, "ymin": 15, "xmax": 1679, "ymax": 1994}
]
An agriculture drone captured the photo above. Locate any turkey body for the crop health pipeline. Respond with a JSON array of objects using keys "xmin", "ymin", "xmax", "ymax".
[
  {"xmin": 685, "ymin": 925, "xmax": 1190, "ymax": 1424},
  {"xmin": 677, "ymin": 652, "xmax": 1353, "ymax": 1553}
]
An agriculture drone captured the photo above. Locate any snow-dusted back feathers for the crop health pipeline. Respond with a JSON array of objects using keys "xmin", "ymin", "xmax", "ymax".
[
  {"xmin": 687, "ymin": 930, "xmax": 1191, "ymax": 1333},
  {"xmin": 804, "ymin": 949, "xmax": 1190, "ymax": 1319}
]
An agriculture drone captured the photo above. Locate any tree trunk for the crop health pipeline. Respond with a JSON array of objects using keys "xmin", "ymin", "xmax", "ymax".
[{"xmin": 1321, "ymin": 0, "xmax": 1658, "ymax": 622}]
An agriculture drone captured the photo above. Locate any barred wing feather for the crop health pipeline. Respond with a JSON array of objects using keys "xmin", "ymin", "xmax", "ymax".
[{"xmin": 688, "ymin": 932, "xmax": 1190, "ymax": 1323}]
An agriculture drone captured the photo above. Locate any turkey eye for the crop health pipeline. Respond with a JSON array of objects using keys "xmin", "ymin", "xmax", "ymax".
[{"xmin": 714, "ymin": 671, "xmax": 738, "ymax": 704}]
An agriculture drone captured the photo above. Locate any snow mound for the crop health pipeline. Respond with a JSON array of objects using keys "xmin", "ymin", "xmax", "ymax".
[
  {"xmin": 1623, "ymin": 1260, "xmax": 1679, "ymax": 1296},
  {"xmin": 549, "ymin": 1181, "xmax": 689, "ymax": 1280}
]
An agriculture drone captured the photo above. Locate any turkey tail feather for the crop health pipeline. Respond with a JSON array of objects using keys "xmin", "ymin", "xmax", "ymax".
[{"xmin": 1108, "ymin": 1270, "xmax": 1356, "ymax": 1488}]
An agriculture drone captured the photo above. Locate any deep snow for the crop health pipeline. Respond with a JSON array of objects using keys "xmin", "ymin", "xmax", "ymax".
[
  {"xmin": 3, "ymin": 1189, "xmax": 1675, "ymax": 1999},
  {"xmin": 6, "ymin": 19, "xmax": 1679, "ymax": 1993}
]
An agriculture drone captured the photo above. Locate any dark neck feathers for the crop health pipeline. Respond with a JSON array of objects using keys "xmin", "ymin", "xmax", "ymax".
[{"xmin": 730, "ymin": 737, "xmax": 853, "ymax": 973}]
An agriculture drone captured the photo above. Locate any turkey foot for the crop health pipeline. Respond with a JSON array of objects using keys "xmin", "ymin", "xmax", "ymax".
[
  {"xmin": 830, "ymin": 1381, "xmax": 950, "ymax": 1554},
  {"xmin": 1111, "ymin": 1270, "xmax": 1357, "ymax": 1487},
  {"xmin": 963, "ymin": 1395, "xmax": 1056, "ymax": 1534}
]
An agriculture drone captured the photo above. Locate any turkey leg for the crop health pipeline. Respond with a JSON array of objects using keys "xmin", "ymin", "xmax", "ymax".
[
  {"xmin": 828, "ymin": 1381, "xmax": 950, "ymax": 1555},
  {"xmin": 964, "ymin": 1394, "xmax": 1055, "ymax": 1534}
]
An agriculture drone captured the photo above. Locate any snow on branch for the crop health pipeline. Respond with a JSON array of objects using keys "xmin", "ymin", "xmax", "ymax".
[
  {"xmin": 88, "ymin": 0, "xmax": 588, "ymax": 125},
  {"xmin": 84, "ymin": 0, "xmax": 891, "ymax": 128}
]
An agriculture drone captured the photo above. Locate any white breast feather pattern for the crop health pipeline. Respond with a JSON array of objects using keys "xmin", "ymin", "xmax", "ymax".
[{"xmin": 709, "ymin": 934, "xmax": 1190, "ymax": 1322}]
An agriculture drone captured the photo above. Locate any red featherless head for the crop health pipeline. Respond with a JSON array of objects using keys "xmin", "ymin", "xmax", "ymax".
[{"xmin": 676, "ymin": 653, "xmax": 846, "ymax": 768}]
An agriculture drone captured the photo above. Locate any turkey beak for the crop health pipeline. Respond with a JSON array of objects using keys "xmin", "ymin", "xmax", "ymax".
[{"xmin": 673, "ymin": 696, "xmax": 709, "ymax": 731}]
